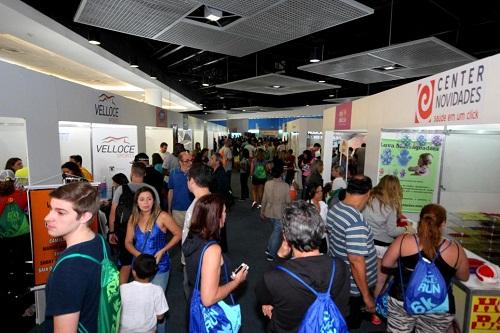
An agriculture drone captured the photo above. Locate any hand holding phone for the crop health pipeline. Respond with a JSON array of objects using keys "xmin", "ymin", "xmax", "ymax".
[{"xmin": 231, "ymin": 263, "xmax": 249, "ymax": 279}]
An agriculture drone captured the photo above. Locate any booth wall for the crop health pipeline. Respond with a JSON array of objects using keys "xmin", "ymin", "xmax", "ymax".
[
  {"xmin": 0, "ymin": 118, "xmax": 28, "ymax": 169},
  {"xmin": 0, "ymin": 61, "xmax": 204, "ymax": 184},
  {"xmin": 58, "ymin": 124, "xmax": 92, "ymax": 170},
  {"xmin": 322, "ymin": 53, "xmax": 500, "ymax": 210}
]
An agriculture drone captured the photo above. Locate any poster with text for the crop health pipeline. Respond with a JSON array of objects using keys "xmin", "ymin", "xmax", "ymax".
[
  {"xmin": 469, "ymin": 295, "xmax": 500, "ymax": 332},
  {"xmin": 378, "ymin": 131, "xmax": 444, "ymax": 213},
  {"xmin": 30, "ymin": 188, "xmax": 97, "ymax": 286},
  {"xmin": 92, "ymin": 124, "xmax": 137, "ymax": 198}
]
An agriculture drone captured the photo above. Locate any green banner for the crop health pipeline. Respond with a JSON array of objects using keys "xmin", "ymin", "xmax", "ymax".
[{"xmin": 378, "ymin": 132, "xmax": 444, "ymax": 213}]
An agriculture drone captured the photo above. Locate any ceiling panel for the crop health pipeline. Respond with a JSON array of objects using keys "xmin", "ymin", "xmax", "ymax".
[
  {"xmin": 155, "ymin": 21, "xmax": 272, "ymax": 57},
  {"xmin": 299, "ymin": 37, "xmax": 476, "ymax": 83},
  {"xmin": 74, "ymin": 0, "xmax": 196, "ymax": 39},
  {"xmin": 370, "ymin": 37, "xmax": 475, "ymax": 69},
  {"xmin": 75, "ymin": 0, "xmax": 373, "ymax": 57},
  {"xmin": 332, "ymin": 70, "xmax": 403, "ymax": 84},
  {"xmin": 299, "ymin": 53, "xmax": 393, "ymax": 76},
  {"xmin": 216, "ymin": 73, "xmax": 340, "ymax": 95}
]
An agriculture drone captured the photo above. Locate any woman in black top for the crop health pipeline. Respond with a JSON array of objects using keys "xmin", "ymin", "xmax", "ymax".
[
  {"xmin": 379, "ymin": 204, "xmax": 469, "ymax": 333},
  {"xmin": 182, "ymin": 194, "xmax": 247, "ymax": 309}
]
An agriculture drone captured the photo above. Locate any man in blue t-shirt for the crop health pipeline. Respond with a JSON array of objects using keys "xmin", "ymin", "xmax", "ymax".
[
  {"xmin": 326, "ymin": 175, "xmax": 377, "ymax": 330},
  {"xmin": 44, "ymin": 182, "xmax": 109, "ymax": 333},
  {"xmin": 168, "ymin": 151, "xmax": 194, "ymax": 231}
]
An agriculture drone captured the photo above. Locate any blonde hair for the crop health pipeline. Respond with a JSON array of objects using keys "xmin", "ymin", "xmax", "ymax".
[
  {"xmin": 368, "ymin": 175, "xmax": 402, "ymax": 216},
  {"xmin": 130, "ymin": 187, "xmax": 161, "ymax": 231}
]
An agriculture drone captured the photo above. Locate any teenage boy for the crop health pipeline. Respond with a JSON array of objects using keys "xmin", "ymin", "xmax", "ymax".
[
  {"xmin": 120, "ymin": 254, "xmax": 169, "ymax": 333},
  {"xmin": 44, "ymin": 182, "xmax": 109, "ymax": 332}
]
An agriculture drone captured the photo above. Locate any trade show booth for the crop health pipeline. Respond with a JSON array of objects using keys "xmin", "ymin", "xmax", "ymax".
[{"xmin": 322, "ymin": 53, "xmax": 500, "ymax": 333}]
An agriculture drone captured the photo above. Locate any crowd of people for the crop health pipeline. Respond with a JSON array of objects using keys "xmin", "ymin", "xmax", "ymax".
[{"xmin": 0, "ymin": 135, "xmax": 471, "ymax": 332}]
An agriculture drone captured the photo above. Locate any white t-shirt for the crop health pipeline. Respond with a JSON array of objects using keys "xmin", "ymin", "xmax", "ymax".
[
  {"xmin": 120, "ymin": 281, "xmax": 169, "ymax": 333},
  {"xmin": 332, "ymin": 177, "xmax": 347, "ymax": 191},
  {"xmin": 319, "ymin": 201, "xmax": 328, "ymax": 223},
  {"xmin": 181, "ymin": 198, "xmax": 198, "ymax": 265},
  {"xmin": 219, "ymin": 146, "xmax": 233, "ymax": 171},
  {"xmin": 245, "ymin": 144, "xmax": 255, "ymax": 158}
]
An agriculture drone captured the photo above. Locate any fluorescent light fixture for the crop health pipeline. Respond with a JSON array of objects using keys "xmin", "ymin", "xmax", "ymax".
[
  {"xmin": 318, "ymin": 80, "xmax": 326, "ymax": 83},
  {"xmin": 202, "ymin": 83, "xmax": 209, "ymax": 87},
  {"xmin": 205, "ymin": 6, "xmax": 222, "ymax": 22},
  {"xmin": 383, "ymin": 65, "xmax": 396, "ymax": 70},
  {"xmin": 309, "ymin": 58, "xmax": 320, "ymax": 63},
  {"xmin": 271, "ymin": 85, "xmax": 282, "ymax": 88},
  {"xmin": 129, "ymin": 64, "xmax": 139, "ymax": 68},
  {"xmin": 88, "ymin": 40, "xmax": 100, "ymax": 45},
  {"xmin": 150, "ymin": 75, "xmax": 157, "ymax": 80}
]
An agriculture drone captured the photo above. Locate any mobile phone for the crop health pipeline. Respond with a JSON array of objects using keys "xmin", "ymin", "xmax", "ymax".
[{"xmin": 231, "ymin": 263, "xmax": 249, "ymax": 279}]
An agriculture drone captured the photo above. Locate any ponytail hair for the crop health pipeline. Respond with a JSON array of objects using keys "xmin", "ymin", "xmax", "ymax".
[{"xmin": 417, "ymin": 204, "xmax": 447, "ymax": 258}]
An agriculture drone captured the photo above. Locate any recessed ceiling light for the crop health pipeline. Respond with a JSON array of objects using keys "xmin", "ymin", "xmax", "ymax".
[
  {"xmin": 329, "ymin": 94, "xmax": 334, "ymax": 97},
  {"xmin": 383, "ymin": 65, "xmax": 395, "ymax": 70},
  {"xmin": 202, "ymin": 83, "xmax": 209, "ymax": 87},
  {"xmin": 129, "ymin": 64, "xmax": 139, "ymax": 68},
  {"xmin": 204, "ymin": 112, "xmax": 208, "ymax": 114},
  {"xmin": 271, "ymin": 85, "xmax": 282, "ymax": 89},
  {"xmin": 150, "ymin": 76, "xmax": 157, "ymax": 80},
  {"xmin": 318, "ymin": 80, "xmax": 326, "ymax": 83},
  {"xmin": 88, "ymin": 40, "xmax": 100, "ymax": 45},
  {"xmin": 242, "ymin": 109, "xmax": 246, "ymax": 112},
  {"xmin": 205, "ymin": 6, "xmax": 222, "ymax": 21},
  {"xmin": 309, "ymin": 58, "xmax": 320, "ymax": 63}
]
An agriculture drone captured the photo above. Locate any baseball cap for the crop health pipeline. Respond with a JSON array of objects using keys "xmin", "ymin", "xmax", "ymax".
[
  {"xmin": 0, "ymin": 169, "xmax": 15, "ymax": 182},
  {"xmin": 132, "ymin": 153, "xmax": 149, "ymax": 163}
]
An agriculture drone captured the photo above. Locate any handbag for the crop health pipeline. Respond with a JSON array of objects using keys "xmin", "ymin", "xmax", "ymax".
[
  {"xmin": 189, "ymin": 241, "xmax": 241, "ymax": 333},
  {"xmin": 375, "ymin": 275, "xmax": 394, "ymax": 318}
]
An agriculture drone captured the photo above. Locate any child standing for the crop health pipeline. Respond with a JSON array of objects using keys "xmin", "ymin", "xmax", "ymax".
[{"xmin": 120, "ymin": 254, "xmax": 169, "ymax": 333}]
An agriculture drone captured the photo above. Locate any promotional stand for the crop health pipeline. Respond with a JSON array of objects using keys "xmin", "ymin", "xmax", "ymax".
[{"xmin": 28, "ymin": 184, "xmax": 98, "ymax": 324}]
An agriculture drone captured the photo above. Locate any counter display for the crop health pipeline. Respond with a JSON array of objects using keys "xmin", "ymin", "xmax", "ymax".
[{"xmin": 446, "ymin": 212, "xmax": 500, "ymax": 267}]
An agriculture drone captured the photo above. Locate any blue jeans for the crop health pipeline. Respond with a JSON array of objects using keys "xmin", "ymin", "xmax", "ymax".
[
  {"xmin": 151, "ymin": 270, "xmax": 170, "ymax": 333},
  {"xmin": 266, "ymin": 218, "xmax": 283, "ymax": 257}
]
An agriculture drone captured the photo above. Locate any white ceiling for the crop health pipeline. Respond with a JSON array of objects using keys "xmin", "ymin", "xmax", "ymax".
[{"xmin": 0, "ymin": 0, "xmax": 200, "ymax": 111}]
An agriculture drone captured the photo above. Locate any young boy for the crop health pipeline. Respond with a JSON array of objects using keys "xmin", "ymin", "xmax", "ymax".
[
  {"xmin": 44, "ymin": 182, "xmax": 109, "ymax": 332},
  {"xmin": 120, "ymin": 254, "xmax": 169, "ymax": 333}
]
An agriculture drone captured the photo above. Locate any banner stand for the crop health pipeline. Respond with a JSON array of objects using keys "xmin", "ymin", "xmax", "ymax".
[{"xmin": 27, "ymin": 183, "xmax": 99, "ymax": 324}]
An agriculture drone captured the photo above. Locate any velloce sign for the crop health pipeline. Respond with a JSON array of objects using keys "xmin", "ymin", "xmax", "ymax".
[
  {"xmin": 95, "ymin": 93, "xmax": 119, "ymax": 118},
  {"xmin": 415, "ymin": 63, "xmax": 485, "ymax": 124}
]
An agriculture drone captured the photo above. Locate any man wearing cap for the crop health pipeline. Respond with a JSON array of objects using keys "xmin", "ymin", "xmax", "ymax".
[
  {"xmin": 326, "ymin": 175, "xmax": 377, "ymax": 330},
  {"xmin": 133, "ymin": 153, "xmax": 164, "ymax": 209}
]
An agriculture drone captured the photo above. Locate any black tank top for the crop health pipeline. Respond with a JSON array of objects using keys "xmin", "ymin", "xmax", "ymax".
[{"xmin": 389, "ymin": 242, "xmax": 458, "ymax": 313}]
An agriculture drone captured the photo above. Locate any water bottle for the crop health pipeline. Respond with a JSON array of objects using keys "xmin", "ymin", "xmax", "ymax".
[{"xmin": 99, "ymin": 177, "xmax": 108, "ymax": 200}]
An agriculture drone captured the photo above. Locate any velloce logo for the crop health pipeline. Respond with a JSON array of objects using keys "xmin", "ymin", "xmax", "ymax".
[
  {"xmin": 95, "ymin": 93, "xmax": 119, "ymax": 118},
  {"xmin": 415, "ymin": 64, "xmax": 484, "ymax": 124},
  {"xmin": 96, "ymin": 136, "xmax": 135, "ymax": 154}
]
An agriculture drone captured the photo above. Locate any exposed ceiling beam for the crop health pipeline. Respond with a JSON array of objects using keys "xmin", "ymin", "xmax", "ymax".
[
  {"xmin": 157, "ymin": 45, "xmax": 184, "ymax": 60},
  {"xmin": 168, "ymin": 50, "xmax": 205, "ymax": 68},
  {"xmin": 192, "ymin": 56, "xmax": 227, "ymax": 71}
]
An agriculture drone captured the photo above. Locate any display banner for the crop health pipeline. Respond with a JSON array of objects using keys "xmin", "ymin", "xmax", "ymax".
[
  {"xmin": 378, "ymin": 131, "xmax": 444, "ymax": 213},
  {"xmin": 415, "ymin": 62, "xmax": 485, "ymax": 124},
  {"xmin": 30, "ymin": 187, "xmax": 97, "ymax": 286},
  {"xmin": 178, "ymin": 128, "xmax": 193, "ymax": 151},
  {"xmin": 92, "ymin": 125, "xmax": 137, "ymax": 198},
  {"xmin": 335, "ymin": 102, "xmax": 352, "ymax": 130},
  {"xmin": 469, "ymin": 295, "xmax": 500, "ymax": 332}
]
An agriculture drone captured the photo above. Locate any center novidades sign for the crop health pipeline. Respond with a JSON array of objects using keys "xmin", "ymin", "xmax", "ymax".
[{"xmin": 415, "ymin": 63, "xmax": 485, "ymax": 124}]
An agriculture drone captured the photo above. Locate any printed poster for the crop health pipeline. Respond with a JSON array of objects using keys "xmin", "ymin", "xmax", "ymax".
[
  {"xmin": 378, "ymin": 132, "xmax": 444, "ymax": 213},
  {"xmin": 469, "ymin": 295, "xmax": 500, "ymax": 332},
  {"xmin": 92, "ymin": 124, "xmax": 137, "ymax": 198},
  {"xmin": 30, "ymin": 188, "xmax": 97, "ymax": 286}
]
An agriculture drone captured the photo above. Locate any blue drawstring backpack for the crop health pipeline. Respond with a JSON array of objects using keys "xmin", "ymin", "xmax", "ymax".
[
  {"xmin": 375, "ymin": 275, "xmax": 394, "ymax": 318},
  {"xmin": 276, "ymin": 260, "xmax": 348, "ymax": 333},
  {"xmin": 189, "ymin": 241, "xmax": 241, "ymax": 333},
  {"xmin": 400, "ymin": 235, "xmax": 452, "ymax": 315}
]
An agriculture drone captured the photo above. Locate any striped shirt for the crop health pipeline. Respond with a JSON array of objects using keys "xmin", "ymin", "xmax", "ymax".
[{"xmin": 326, "ymin": 201, "xmax": 377, "ymax": 296}]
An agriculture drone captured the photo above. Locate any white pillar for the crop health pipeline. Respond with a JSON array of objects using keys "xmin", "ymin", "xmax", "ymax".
[{"xmin": 144, "ymin": 88, "xmax": 162, "ymax": 107}]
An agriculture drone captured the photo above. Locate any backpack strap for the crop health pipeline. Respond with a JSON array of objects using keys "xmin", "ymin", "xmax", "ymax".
[
  {"xmin": 276, "ymin": 260, "xmax": 336, "ymax": 297},
  {"xmin": 53, "ymin": 235, "xmax": 107, "ymax": 271}
]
